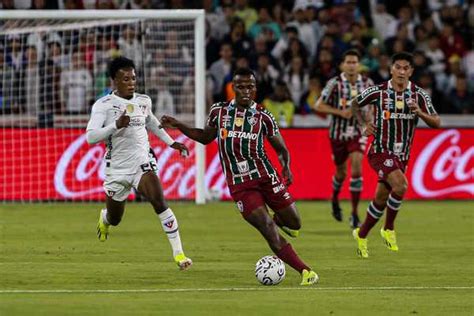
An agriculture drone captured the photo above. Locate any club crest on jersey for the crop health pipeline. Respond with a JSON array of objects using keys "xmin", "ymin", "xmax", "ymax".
[
  {"xmin": 139, "ymin": 105, "xmax": 146, "ymax": 114},
  {"xmin": 383, "ymin": 159, "xmax": 394, "ymax": 167},
  {"xmin": 395, "ymin": 100, "xmax": 404, "ymax": 109},
  {"xmin": 237, "ymin": 161, "xmax": 249, "ymax": 174},
  {"xmin": 247, "ymin": 116, "xmax": 258, "ymax": 126},
  {"xmin": 126, "ymin": 104, "xmax": 134, "ymax": 113},
  {"xmin": 219, "ymin": 128, "xmax": 228, "ymax": 139},
  {"xmin": 234, "ymin": 117, "xmax": 244, "ymax": 127}
]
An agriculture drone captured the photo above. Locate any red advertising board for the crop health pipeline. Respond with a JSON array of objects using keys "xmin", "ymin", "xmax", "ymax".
[{"xmin": 0, "ymin": 128, "xmax": 472, "ymax": 201}]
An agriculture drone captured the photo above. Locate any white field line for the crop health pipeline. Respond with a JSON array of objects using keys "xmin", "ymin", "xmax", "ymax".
[{"xmin": 0, "ymin": 286, "xmax": 473, "ymax": 294}]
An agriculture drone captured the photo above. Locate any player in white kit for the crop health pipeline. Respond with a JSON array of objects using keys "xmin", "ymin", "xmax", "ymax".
[{"xmin": 86, "ymin": 57, "xmax": 192, "ymax": 270}]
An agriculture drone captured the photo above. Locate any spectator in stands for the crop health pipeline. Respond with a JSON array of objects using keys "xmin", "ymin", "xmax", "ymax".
[
  {"xmin": 254, "ymin": 53, "xmax": 279, "ymax": 103},
  {"xmin": 447, "ymin": 75, "xmax": 474, "ymax": 114},
  {"xmin": 425, "ymin": 35, "xmax": 446, "ymax": 87},
  {"xmin": 118, "ymin": 24, "xmax": 143, "ymax": 69},
  {"xmin": 370, "ymin": 0, "xmax": 395, "ymax": 40},
  {"xmin": 311, "ymin": 48, "xmax": 337, "ymax": 84},
  {"xmin": 343, "ymin": 22, "xmax": 373, "ymax": 53},
  {"xmin": 223, "ymin": 55, "xmax": 249, "ymax": 101},
  {"xmin": 223, "ymin": 17, "xmax": 253, "ymax": 58},
  {"xmin": 370, "ymin": 53, "xmax": 391, "ymax": 84},
  {"xmin": 5, "ymin": 34, "xmax": 23, "ymax": 70},
  {"xmin": 283, "ymin": 55, "xmax": 309, "ymax": 106},
  {"xmin": 384, "ymin": 24, "xmax": 415, "ymax": 55},
  {"xmin": 416, "ymin": 71, "xmax": 446, "ymax": 113},
  {"xmin": 282, "ymin": 37, "xmax": 308, "ymax": 70},
  {"xmin": 271, "ymin": 25, "xmax": 299, "ymax": 63},
  {"xmin": 206, "ymin": 1, "xmax": 234, "ymax": 41},
  {"xmin": 248, "ymin": 7, "xmax": 281, "ymax": 42},
  {"xmin": 208, "ymin": 42, "xmax": 233, "ymax": 102},
  {"xmin": 441, "ymin": 54, "xmax": 465, "ymax": 97},
  {"xmin": 234, "ymin": 0, "xmax": 258, "ymax": 32},
  {"xmin": 386, "ymin": 6, "xmax": 415, "ymax": 41},
  {"xmin": 439, "ymin": 23, "xmax": 466, "ymax": 60},
  {"xmin": 361, "ymin": 39, "xmax": 383, "ymax": 73},
  {"xmin": 22, "ymin": 46, "xmax": 39, "ymax": 117},
  {"xmin": 263, "ymin": 80, "xmax": 295, "ymax": 128},
  {"xmin": 463, "ymin": 40, "xmax": 474, "ymax": 88},
  {"xmin": 60, "ymin": 50, "xmax": 93, "ymax": 114},
  {"xmin": 149, "ymin": 65, "xmax": 175, "ymax": 116},
  {"xmin": 299, "ymin": 75, "xmax": 323, "ymax": 115},
  {"xmin": 288, "ymin": 2, "xmax": 318, "ymax": 62},
  {"xmin": 205, "ymin": 19, "xmax": 221, "ymax": 67},
  {"xmin": 63, "ymin": 0, "xmax": 84, "ymax": 9},
  {"xmin": 412, "ymin": 50, "xmax": 431, "ymax": 83},
  {"xmin": 413, "ymin": 24, "xmax": 429, "ymax": 51},
  {"xmin": 248, "ymin": 35, "xmax": 277, "ymax": 70},
  {"xmin": 1, "ymin": 0, "xmax": 15, "ymax": 9}
]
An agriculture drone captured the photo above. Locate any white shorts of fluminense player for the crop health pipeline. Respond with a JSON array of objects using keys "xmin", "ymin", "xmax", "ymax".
[{"xmin": 103, "ymin": 160, "xmax": 157, "ymax": 202}]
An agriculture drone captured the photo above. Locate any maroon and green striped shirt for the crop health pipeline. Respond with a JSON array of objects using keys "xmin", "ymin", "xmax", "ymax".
[
  {"xmin": 207, "ymin": 100, "xmax": 279, "ymax": 186},
  {"xmin": 321, "ymin": 73, "xmax": 374, "ymax": 140},
  {"xmin": 356, "ymin": 80, "xmax": 437, "ymax": 161}
]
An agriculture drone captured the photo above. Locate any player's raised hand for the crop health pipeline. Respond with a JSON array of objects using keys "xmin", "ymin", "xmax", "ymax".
[
  {"xmin": 116, "ymin": 110, "xmax": 130, "ymax": 129},
  {"xmin": 408, "ymin": 100, "xmax": 421, "ymax": 115},
  {"xmin": 282, "ymin": 166, "xmax": 293, "ymax": 186},
  {"xmin": 362, "ymin": 122, "xmax": 376, "ymax": 136},
  {"xmin": 171, "ymin": 142, "xmax": 189, "ymax": 157},
  {"xmin": 340, "ymin": 109, "xmax": 353, "ymax": 119},
  {"xmin": 160, "ymin": 115, "xmax": 179, "ymax": 128}
]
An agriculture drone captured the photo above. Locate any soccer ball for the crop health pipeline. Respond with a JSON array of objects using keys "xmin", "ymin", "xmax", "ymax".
[{"xmin": 255, "ymin": 255, "xmax": 286, "ymax": 285}]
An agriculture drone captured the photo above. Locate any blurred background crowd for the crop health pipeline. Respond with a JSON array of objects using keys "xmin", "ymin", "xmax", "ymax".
[{"xmin": 1, "ymin": 0, "xmax": 473, "ymax": 127}]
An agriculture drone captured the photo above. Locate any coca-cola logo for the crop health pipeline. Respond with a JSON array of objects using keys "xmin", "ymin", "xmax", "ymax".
[
  {"xmin": 54, "ymin": 134, "xmax": 230, "ymax": 200},
  {"xmin": 412, "ymin": 129, "xmax": 474, "ymax": 197}
]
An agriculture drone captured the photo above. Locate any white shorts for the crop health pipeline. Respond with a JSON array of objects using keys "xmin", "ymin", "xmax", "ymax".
[{"xmin": 103, "ymin": 160, "xmax": 157, "ymax": 202}]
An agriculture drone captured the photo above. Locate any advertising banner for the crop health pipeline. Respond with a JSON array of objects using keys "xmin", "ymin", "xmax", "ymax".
[{"xmin": 0, "ymin": 128, "xmax": 472, "ymax": 200}]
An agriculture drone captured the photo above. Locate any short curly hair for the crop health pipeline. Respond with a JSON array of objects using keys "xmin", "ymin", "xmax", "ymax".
[{"xmin": 108, "ymin": 56, "xmax": 135, "ymax": 79}]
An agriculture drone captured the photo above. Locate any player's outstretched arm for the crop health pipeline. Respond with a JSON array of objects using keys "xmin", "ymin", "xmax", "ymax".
[
  {"xmin": 315, "ymin": 97, "xmax": 352, "ymax": 119},
  {"xmin": 268, "ymin": 134, "xmax": 293, "ymax": 186},
  {"xmin": 408, "ymin": 102, "xmax": 441, "ymax": 128},
  {"xmin": 351, "ymin": 99, "xmax": 375, "ymax": 136},
  {"xmin": 86, "ymin": 109, "xmax": 129, "ymax": 144},
  {"xmin": 160, "ymin": 115, "xmax": 217, "ymax": 145},
  {"xmin": 146, "ymin": 114, "xmax": 189, "ymax": 156}
]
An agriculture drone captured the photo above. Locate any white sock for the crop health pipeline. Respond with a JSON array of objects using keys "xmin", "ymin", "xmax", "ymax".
[
  {"xmin": 158, "ymin": 208, "xmax": 184, "ymax": 257},
  {"xmin": 101, "ymin": 209, "xmax": 110, "ymax": 225}
]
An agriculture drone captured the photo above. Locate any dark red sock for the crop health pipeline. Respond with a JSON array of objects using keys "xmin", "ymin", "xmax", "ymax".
[
  {"xmin": 358, "ymin": 213, "xmax": 378, "ymax": 238},
  {"xmin": 350, "ymin": 191, "xmax": 361, "ymax": 215},
  {"xmin": 358, "ymin": 202, "xmax": 385, "ymax": 238},
  {"xmin": 384, "ymin": 193, "xmax": 403, "ymax": 230},
  {"xmin": 276, "ymin": 243, "xmax": 309, "ymax": 273}
]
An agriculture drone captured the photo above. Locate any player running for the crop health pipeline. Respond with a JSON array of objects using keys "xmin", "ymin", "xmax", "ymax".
[
  {"xmin": 315, "ymin": 49, "xmax": 374, "ymax": 228},
  {"xmin": 161, "ymin": 67, "xmax": 318, "ymax": 285},
  {"xmin": 86, "ymin": 56, "xmax": 192, "ymax": 270},
  {"xmin": 351, "ymin": 52, "xmax": 440, "ymax": 258}
]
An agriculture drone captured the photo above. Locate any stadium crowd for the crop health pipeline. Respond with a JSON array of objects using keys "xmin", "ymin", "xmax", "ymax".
[{"xmin": 1, "ymin": 0, "xmax": 473, "ymax": 126}]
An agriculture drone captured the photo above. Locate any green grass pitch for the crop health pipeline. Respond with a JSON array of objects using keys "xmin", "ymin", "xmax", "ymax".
[{"xmin": 1, "ymin": 201, "xmax": 473, "ymax": 315}]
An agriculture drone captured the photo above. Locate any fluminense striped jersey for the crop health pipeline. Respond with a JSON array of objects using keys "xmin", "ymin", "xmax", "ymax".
[
  {"xmin": 207, "ymin": 100, "xmax": 279, "ymax": 186},
  {"xmin": 356, "ymin": 80, "xmax": 437, "ymax": 161},
  {"xmin": 321, "ymin": 73, "xmax": 374, "ymax": 140}
]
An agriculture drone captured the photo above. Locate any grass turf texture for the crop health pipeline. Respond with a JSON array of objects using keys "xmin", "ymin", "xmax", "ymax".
[{"xmin": 1, "ymin": 201, "xmax": 473, "ymax": 315}]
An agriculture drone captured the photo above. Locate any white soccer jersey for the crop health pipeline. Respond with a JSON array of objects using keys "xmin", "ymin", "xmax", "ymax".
[{"xmin": 87, "ymin": 92, "xmax": 155, "ymax": 175}]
